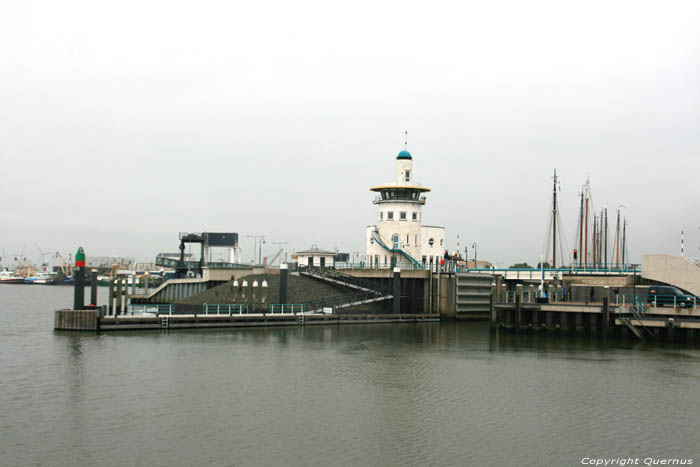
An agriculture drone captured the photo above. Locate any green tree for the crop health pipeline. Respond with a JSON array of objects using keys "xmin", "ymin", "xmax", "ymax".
[{"xmin": 509, "ymin": 262, "xmax": 532, "ymax": 269}]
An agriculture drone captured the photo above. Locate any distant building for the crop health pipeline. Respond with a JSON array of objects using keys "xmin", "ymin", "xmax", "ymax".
[
  {"xmin": 296, "ymin": 246, "xmax": 337, "ymax": 268},
  {"xmin": 366, "ymin": 148, "xmax": 445, "ymax": 268}
]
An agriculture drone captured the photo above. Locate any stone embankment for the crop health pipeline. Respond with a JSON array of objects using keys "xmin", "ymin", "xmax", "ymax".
[{"xmin": 176, "ymin": 273, "xmax": 385, "ymax": 313}]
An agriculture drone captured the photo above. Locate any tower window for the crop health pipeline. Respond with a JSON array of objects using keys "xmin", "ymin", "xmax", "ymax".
[
  {"xmin": 387, "ymin": 212, "xmax": 394, "ymax": 220},
  {"xmin": 405, "ymin": 170, "xmax": 410, "ymax": 182},
  {"xmin": 412, "ymin": 212, "xmax": 417, "ymax": 221},
  {"xmin": 399, "ymin": 212, "xmax": 407, "ymax": 220}
]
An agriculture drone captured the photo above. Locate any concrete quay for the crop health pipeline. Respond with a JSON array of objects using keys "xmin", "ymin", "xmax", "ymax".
[
  {"xmin": 54, "ymin": 309, "xmax": 438, "ymax": 331},
  {"xmin": 491, "ymin": 298, "xmax": 700, "ymax": 341}
]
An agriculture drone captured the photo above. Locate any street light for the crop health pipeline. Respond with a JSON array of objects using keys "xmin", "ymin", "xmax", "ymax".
[
  {"xmin": 472, "ymin": 242, "xmax": 477, "ymax": 269},
  {"xmin": 246, "ymin": 234, "xmax": 266, "ymax": 264}
]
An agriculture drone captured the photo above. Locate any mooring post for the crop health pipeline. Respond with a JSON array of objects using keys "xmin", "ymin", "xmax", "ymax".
[
  {"xmin": 261, "ymin": 279, "xmax": 268, "ymax": 310},
  {"xmin": 280, "ymin": 263, "xmax": 288, "ymax": 304},
  {"xmin": 108, "ymin": 279, "xmax": 114, "ymax": 315},
  {"xmin": 602, "ymin": 297, "xmax": 609, "ymax": 334},
  {"xmin": 241, "ymin": 280, "xmax": 248, "ymax": 313},
  {"xmin": 90, "ymin": 269, "xmax": 98, "ymax": 306},
  {"xmin": 232, "ymin": 277, "xmax": 239, "ymax": 303},
  {"xmin": 666, "ymin": 318, "xmax": 675, "ymax": 340},
  {"xmin": 515, "ymin": 293, "xmax": 522, "ymax": 331},
  {"xmin": 73, "ymin": 247, "xmax": 86, "ymax": 310},
  {"xmin": 116, "ymin": 278, "xmax": 122, "ymax": 316},
  {"xmin": 252, "ymin": 280, "xmax": 259, "ymax": 313},
  {"xmin": 393, "ymin": 267, "xmax": 401, "ymax": 314}
]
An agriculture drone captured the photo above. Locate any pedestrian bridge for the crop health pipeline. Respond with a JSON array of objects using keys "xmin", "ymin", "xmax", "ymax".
[{"xmin": 642, "ymin": 255, "xmax": 700, "ymax": 296}]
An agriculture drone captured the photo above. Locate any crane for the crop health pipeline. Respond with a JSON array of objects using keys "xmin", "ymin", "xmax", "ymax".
[
  {"xmin": 268, "ymin": 241, "xmax": 288, "ymax": 266},
  {"xmin": 56, "ymin": 253, "xmax": 74, "ymax": 277}
]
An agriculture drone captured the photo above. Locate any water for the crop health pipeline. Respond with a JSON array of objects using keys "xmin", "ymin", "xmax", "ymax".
[{"xmin": 1, "ymin": 285, "xmax": 699, "ymax": 467}]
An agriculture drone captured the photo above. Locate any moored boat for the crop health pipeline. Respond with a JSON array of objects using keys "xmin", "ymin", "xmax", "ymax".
[{"xmin": 0, "ymin": 270, "xmax": 25, "ymax": 284}]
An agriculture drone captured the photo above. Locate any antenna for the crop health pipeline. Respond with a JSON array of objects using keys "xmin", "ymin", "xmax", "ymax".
[{"xmin": 404, "ymin": 130, "xmax": 408, "ymax": 149}]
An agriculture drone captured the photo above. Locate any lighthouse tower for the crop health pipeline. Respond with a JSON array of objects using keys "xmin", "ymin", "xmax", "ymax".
[{"xmin": 365, "ymin": 148, "xmax": 445, "ymax": 269}]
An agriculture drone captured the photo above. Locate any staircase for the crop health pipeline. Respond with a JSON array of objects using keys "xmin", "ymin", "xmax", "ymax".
[
  {"xmin": 370, "ymin": 230, "xmax": 423, "ymax": 269},
  {"xmin": 299, "ymin": 265, "xmax": 391, "ymax": 293},
  {"xmin": 298, "ymin": 265, "xmax": 394, "ymax": 313}
]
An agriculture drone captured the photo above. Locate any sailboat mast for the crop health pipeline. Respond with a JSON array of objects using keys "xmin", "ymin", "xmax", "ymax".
[
  {"xmin": 622, "ymin": 218, "xmax": 627, "ymax": 266},
  {"xmin": 552, "ymin": 169, "xmax": 557, "ymax": 268},
  {"xmin": 615, "ymin": 209, "xmax": 620, "ymax": 268},
  {"xmin": 604, "ymin": 208, "xmax": 608, "ymax": 268},
  {"xmin": 579, "ymin": 190, "xmax": 584, "ymax": 268},
  {"xmin": 584, "ymin": 177, "xmax": 590, "ymax": 269}
]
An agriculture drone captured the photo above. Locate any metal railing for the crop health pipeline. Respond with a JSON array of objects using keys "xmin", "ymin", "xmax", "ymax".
[
  {"xmin": 202, "ymin": 304, "xmax": 247, "ymax": 315},
  {"xmin": 332, "ymin": 262, "xmax": 426, "ymax": 271},
  {"xmin": 155, "ymin": 257, "xmax": 250, "ymax": 269},
  {"xmin": 634, "ymin": 294, "xmax": 697, "ymax": 309},
  {"xmin": 126, "ymin": 304, "xmax": 174, "ymax": 315},
  {"xmin": 304, "ymin": 288, "xmax": 393, "ymax": 313},
  {"xmin": 268, "ymin": 304, "xmax": 305, "ymax": 314},
  {"xmin": 299, "ymin": 265, "xmax": 393, "ymax": 294}
]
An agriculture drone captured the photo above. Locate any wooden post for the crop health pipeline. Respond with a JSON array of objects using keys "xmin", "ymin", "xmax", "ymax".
[
  {"xmin": 116, "ymin": 278, "xmax": 122, "ymax": 316},
  {"xmin": 90, "ymin": 269, "xmax": 98, "ymax": 306},
  {"xmin": 515, "ymin": 293, "xmax": 522, "ymax": 331},
  {"xmin": 392, "ymin": 267, "xmax": 401, "ymax": 314},
  {"xmin": 232, "ymin": 278, "xmax": 239, "ymax": 303},
  {"xmin": 602, "ymin": 296, "xmax": 609, "ymax": 334},
  {"xmin": 108, "ymin": 279, "xmax": 114, "ymax": 315},
  {"xmin": 279, "ymin": 263, "xmax": 288, "ymax": 304}
]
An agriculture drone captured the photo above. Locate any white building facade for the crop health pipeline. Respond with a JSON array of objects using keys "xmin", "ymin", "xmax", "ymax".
[
  {"xmin": 295, "ymin": 247, "xmax": 336, "ymax": 268},
  {"xmin": 365, "ymin": 149, "xmax": 445, "ymax": 269}
]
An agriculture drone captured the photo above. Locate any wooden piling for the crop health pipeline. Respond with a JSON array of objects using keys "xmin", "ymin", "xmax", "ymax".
[
  {"xmin": 90, "ymin": 270, "xmax": 98, "ymax": 306},
  {"xmin": 116, "ymin": 279, "xmax": 122, "ymax": 316},
  {"xmin": 393, "ymin": 268, "xmax": 401, "ymax": 314},
  {"xmin": 108, "ymin": 279, "xmax": 114, "ymax": 315}
]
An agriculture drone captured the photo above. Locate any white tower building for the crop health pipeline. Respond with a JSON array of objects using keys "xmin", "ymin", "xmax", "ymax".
[{"xmin": 366, "ymin": 149, "xmax": 445, "ymax": 269}]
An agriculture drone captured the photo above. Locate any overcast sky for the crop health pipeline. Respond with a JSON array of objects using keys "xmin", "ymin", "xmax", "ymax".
[{"xmin": 2, "ymin": 0, "xmax": 699, "ymax": 267}]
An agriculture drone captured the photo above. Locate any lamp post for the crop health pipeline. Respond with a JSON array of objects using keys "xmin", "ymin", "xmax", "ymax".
[
  {"xmin": 246, "ymin": 234, "xmax": 266, "ymax": 265},
  {"xmin": 472, "ymin": 242, "xmax": 477, "ymax": 269},
  {"xmin": 353, "ymin": 251, "xmax": 358, "ymax": 265}
]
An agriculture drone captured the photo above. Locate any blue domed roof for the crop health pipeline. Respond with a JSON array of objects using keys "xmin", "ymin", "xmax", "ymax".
[{"xmin": 397, "ymin": 150, "xmax": 412, "ymax": 160}]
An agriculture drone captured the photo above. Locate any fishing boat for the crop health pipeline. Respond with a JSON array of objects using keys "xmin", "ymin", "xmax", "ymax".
[
  {"xmin": 0, "ymin": 270, "xmax": 25, "ymax": 284},
  {"xmin": 24, "ymin": 271, "xmax": 60, "ymax": 285}
]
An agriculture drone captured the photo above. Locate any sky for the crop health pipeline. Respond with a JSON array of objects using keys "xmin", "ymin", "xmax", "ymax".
[{"xmin": 1, "ymin": 0, "xmax": 699, "ymax": 268}]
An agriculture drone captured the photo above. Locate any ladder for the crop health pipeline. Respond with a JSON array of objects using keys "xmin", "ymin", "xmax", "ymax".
[
  {"xmin": 161, "ymin": 316, "xmax": 169, "ymax": 329},
  {"xmin": 298, "ymin": 313, "xmax": 305, "ymax": 325}
]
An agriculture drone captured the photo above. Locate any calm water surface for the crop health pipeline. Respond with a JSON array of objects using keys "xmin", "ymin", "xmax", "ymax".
[{"xmin": 1, "ymin": 285, "xmax": 699, "ymax": 467}]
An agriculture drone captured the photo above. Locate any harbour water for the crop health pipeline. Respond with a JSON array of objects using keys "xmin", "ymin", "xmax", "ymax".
[{"xmin": 1, "ymin": 284, "xmax": 699, "ymax": 466}]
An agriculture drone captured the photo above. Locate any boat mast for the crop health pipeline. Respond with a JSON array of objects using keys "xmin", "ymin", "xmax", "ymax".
[
  {"xmin": 615, "ymin": 208, "xmax": 620, "ymax": 268},
  {"xmin": 622, "ymin": 217, "xmax": 627, "ymax": 267},
  {"xmin": 604, "ymin": 207, "xmax": 608, "ymax": 268},
  {"xmin": 584, "ymin": 176, "xmax": 590, "ymax": 269},
  {"xmin": 552, "ymin": 169, "xmax": 558, "ymax": 268},
  {"xmin": 578, "ymin": 189, "xmax": 584, "ymax": 268}
]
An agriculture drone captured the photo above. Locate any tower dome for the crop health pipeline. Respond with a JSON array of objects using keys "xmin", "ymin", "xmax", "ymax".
[{"xmin": 397, "ymin": 150, "xmax": 412, "ymax": 160}]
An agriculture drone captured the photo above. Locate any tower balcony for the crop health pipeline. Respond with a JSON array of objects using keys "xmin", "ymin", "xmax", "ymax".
[{"xmin": 373, "ymin": 196, "xmax": 426, "ymax": 205}]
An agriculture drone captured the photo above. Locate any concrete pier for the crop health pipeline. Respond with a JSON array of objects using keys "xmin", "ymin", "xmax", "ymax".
[
  {"xmin": 491, "ymin": 300, "xmax": 700, "ymax": 341},
  {"xmin": 55, "ymin": 311, "xmax": 438, "ymax": 331}
]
